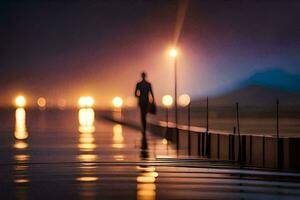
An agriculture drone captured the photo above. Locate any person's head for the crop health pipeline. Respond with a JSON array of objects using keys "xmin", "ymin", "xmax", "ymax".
[{"xmin": 141, "ymin": 72, "xmax": 146, "ymax": 80}]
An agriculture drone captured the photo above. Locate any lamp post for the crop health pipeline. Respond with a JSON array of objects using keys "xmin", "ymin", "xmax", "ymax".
[
  {"xmin": 112, "ymin": 96, "xmax": 123, "ymax": 121},
  {"xmin": 162, "ymin": 95, "xmax": 173, "ymax": 127},
  {"xmin": 179, "ymin": 94, "xmax": 191, "ymax": 155},
  {"xmin": 169, "ymin": 48, "xmax": 179, "ymax": 150},
  {"xmin": 169, "ymin": 48, "xmax": 178, "ymax": 129}
]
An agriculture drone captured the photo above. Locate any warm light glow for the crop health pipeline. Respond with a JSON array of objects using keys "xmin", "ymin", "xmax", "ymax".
[
  {"xmin": 14, "ymin": 141, "xmax": 28, "ymax": 149},
  {"xmin": 78, "ymin": 108, "xmax": 96, "ymax": 152},
  {"xmin": 14, "ymin": 154, "xmax": 30, "ymax": 162},
  {"xmin": 15, "ymin": 96, "xmax": 26, "ymax": 107},
  {"xmin": 162, "ymin": 138, "xmax": 168, "ymax": 145},
  {"xmin": 112, "ymin": 124, "xmax": 125, "ymax": 148},
  {"xmin": 78, "ymin": 96, "xmax": 95, "ymax": 108},
  {"xmin": 112, "ymin": 96, "xmax": 123, "ymax": 108},
  {"xmin": 76, "ymin": 177, "xmax": 99, "ymax": 182},
  {"xmin": 162, "ymin": 95, "xmax": 173, "ymax": 107},
  {"xmin": 178, "ymin": 94, "xmax": 191, "ymax": 107},
  {"xmin": 169, "ymin": 48, "xmax": 178, "ymax": 57},
  {"xmin": 77, "ymin": 154, "xmax": 98, "ymax": 162},
  {"xmin": 14, "ymin": 108, "xmax": 28, "ymax": 140},
  {"xmin": 14, "ymin": 179, "xmax": 30, "ymax": 184},
  {"xmin": 37, "ymin": 97, "xmax": 46, "ymax": 108},
  {"xmin": 137, "ymin": 166, "xmax": 157, "ymax": 200},
  {"xmin": 78, "ymin": 108, "xmax": 95, "ymax": 133},
  {"xmin": 114, "ymin": 155, "xmax": 125, "ymax": 161}
]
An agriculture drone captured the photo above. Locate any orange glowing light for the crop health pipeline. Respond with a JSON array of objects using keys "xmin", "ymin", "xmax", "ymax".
[
  {"xmin": 162, "ymin": 138, "xmax": 168, "ymax": 145},
  {"xmin": 162, "ymin": 95, "xmax": 173, "ymax": 107},
  {"xmin": 78, "ymin": 96, "xmax": 94, "ymax": 108},
  {"xmin": 178, "ymin": 94, "xmax": 191, "ymax": 107},
  {"xmin": 76, "ymin": 177, "xmax": 99, "ymax": 182},
  {"xmin": 15, "ymin": 96, "xmax": 26, "ymax": 107},
  {"xmin": 112, "ymin": 96, "xmax": 123, "ymax": 108},
  {"xmin": 169, "ymin": 48, "xmax": 178, "ymax": 57},
  {"xmin": 37, "ymin": 97, "xmax": 46, "ymax": 108}
]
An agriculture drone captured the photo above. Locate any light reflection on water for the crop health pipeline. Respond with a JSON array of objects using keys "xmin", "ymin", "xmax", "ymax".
[
  {"xmin": 77, "ymin": 107, "xmax": 99, "ymax": 199},
  {"xmin": 14, "ymin": 108, "xmax": 28, "ymax": 140},
  {"xmin": 112, "ymin": 124, "xmax": 125, "ymax": 149},
  {"xmin": 78, "ymin": 108, "xmax": 95, "ymax": 133},
  {"xmin": 78, "ymin": 108, "xmax": 97, "ymax": 153},
  {"xmin": 136, "ymin": 166, "xmax": 158, "ymax": 200},
  {"xmin": 13, "ymin": 107, "xmax": 31, "ymax": 187}
]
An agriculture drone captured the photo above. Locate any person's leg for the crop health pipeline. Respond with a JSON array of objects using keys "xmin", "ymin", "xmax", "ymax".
[
  {"xmin": 140, "ymin": 105, "xmax": 147, "ymax": 133},
  {"xmin": 142, "ymin": 111, "xmax": 147, "ymax": 132}
]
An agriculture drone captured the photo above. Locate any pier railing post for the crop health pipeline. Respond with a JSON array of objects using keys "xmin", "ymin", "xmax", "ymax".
[
  {"xmin": 188, "ymin": 103, "xmax": 191, "ymax": 156},
  {"xmin": 236, "ymin": 102, "xmax": 242, "ymax": 164},
  {"xmin": 205, "ymin": 97, "xmax": 210, "ymax": 158},
  {"xmin": 276, "ymin": 99, "xmax": 283, "ymax": 168}
]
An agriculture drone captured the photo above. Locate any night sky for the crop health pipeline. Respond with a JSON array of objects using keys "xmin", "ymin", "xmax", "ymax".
[{"xmin": 0, "ymin": 0, "xmax": 299, "ymax": 107}]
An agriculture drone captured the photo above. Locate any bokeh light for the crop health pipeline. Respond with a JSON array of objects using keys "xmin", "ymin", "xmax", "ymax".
[
  {"xmin": 37, "ymin": 97, "xmax": 47, "ymax": 108},
  {"xmin": 112, "ymin": 96, "xmax": 123, "ymax": 108},
  {"xmin": 162, "ymin": 95, "xmax": 173, "ymax": 107},
  {"xmin": 15, "ymin": 96, "xmax": 26, "ymax": 107},
  {"xmin": 178, "ymin": 94, "xmax": 191, "ymax": 107},
  {"xmin": 78, "ymin": 96, "xmax": 94, "ymax": 108}
]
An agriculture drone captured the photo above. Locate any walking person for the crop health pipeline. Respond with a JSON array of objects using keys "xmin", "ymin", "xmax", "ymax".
[{"xmin": 135, "ymin": 72, "xmax": 155, "ymax": 134}]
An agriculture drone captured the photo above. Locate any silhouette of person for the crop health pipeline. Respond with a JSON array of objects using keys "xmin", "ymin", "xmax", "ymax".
[{"xmin": 135, "ymin": 72, "xmax": 154, "ymax": 133}]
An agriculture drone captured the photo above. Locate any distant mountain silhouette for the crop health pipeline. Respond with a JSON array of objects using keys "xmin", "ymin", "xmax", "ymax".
[
  {"xmin": 240, "ymin": 68, "xmax": 300, "ymax": 93},
  {"xmin": 195, "ymin": 68, "xmax": 300, "ymax": 107}
]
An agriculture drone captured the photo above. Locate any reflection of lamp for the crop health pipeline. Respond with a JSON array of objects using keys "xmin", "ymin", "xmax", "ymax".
[
  {"xmin": 112, "ymin": 124, "xmax": 125, "ymax": 148},
  {"xmin": 14, "ymin": 108, "xmax": 28, "ymax": 140},
  {"xmin": 77, "ymin": 107, "xmax": 98, "ymax": 184},
  {"xmin": 137, "ymin": 166, "xmax": 158, "ymax": 200},
  {"xmin": 14, "ymin": 106, "xmax": 30, "ymax": 184},
  {"xmin": 78, "ymin": 108, "xmax": 97, "ymax": 155},
  {"xmin": 78, "ymin": 108, "xmax": 95, "ymax": 133}
]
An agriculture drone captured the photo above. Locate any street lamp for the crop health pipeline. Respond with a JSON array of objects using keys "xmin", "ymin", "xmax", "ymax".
[
  {"xmin": 168, "ymin": 48, "xmax": 178, "ymax": 128},
  {"xmin": 162, "ymin": 95, "xmax": 173, "ymax": 128},
  {"xmin": 15, "ymin": 96, "xmax": 26, "ymax": 108},
  {"xmin": 78, "ymin": 96, "xmax": 95, "ymax": 108},
  {"xmin": 169, "ymin": 47, "xmax": 179, "ymax": 150},
  {"xmin": 179, "ymin": 94, "xmax": 191, "ymax": 155},
  {"xmin": 112, "ymin": 96, "xmax": 123, "ymax": 109},
  {"xmin": 112, "ymin": 96, "xmax": 123, "ymax": 121}
]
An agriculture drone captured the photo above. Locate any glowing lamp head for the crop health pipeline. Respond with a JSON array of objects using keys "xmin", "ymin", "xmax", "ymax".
[
  {"xmin": 169, "ymin": 48, "xmax": 178, "ymax": 57},
  {"xmin": 162, "ymin": 95, "xmax": 173, "ymax": 107},
  {"xmin": 112, "ymin": 96, "xmax": 123, "ymax": 108},
  {"xmin": 178, "ymin": 94, "xmax": 191, "ymax": 107},
  {"xmin": 15, "ymin": 96, "xmax": 26, "ymax": 107},
  {"xmin": 78, "ymin": 96, "xmax": 94, "ymax": 108}
]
